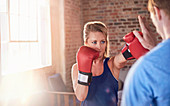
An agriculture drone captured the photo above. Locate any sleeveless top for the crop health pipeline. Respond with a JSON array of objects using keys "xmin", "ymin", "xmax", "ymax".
[{"xmin": 81, "ymin": 58, "xmax": 118, "ymax": 106}]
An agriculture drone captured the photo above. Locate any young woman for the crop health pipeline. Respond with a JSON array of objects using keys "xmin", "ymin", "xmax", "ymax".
[{"xmin": 71, "ymin": 21, "xmax": 147, "ymax": 106}]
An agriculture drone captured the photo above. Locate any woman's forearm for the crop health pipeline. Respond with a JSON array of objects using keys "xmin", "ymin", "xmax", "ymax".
[
  {"xmin": 74, "ymin": 84, "xmax": 89, "ymax": 101},
  {"xmin": 114, "ymin": 52, "xmax": 127, "ymax": 69}
]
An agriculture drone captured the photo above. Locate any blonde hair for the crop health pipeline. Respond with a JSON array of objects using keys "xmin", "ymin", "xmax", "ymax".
[
  {"xmin": 83, "ymin": 21, "xmax": 109, "ymax": 57},
  {"xmin": 148, "ymin": 0, "xmax": 170, "ymax": 18}
]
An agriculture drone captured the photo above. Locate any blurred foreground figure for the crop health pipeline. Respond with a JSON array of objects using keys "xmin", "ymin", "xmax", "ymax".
[{"xmin": 121, "ymin": 0, "xmax": 170, "ymax": 106}]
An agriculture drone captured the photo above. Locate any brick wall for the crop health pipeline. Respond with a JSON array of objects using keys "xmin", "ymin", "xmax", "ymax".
[
  {"xmin": 64, "ymin": 0, "xmax": 83, "ymax": 91},
  {"xmin": 64, "ymin": 0, "xmax": 161, "ymax": 89}
]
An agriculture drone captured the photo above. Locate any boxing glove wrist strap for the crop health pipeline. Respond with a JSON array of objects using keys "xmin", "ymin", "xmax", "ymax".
[
  {"xmin": 122, "ymin": 49, "xmax": 133, "ymax": 60},
  {"xmin": 122, "ymin": 44, "xmax": 134, "ymax": 60},
  {"xmin": 78, "ymin": 71, "xmax": 92, "ymax": 86}
]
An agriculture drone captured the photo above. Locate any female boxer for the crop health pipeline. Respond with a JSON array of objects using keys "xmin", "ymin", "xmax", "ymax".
[{"xmin": 71, "ymin": 21, "xmax": 147, "ymax": 106}]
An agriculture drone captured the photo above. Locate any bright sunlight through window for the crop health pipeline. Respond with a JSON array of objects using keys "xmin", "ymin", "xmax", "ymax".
[{"xmin": 0, "ymin": 0, "xmax": 52, "ymax": 75}]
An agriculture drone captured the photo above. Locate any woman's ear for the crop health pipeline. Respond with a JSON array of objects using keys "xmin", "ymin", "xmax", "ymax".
[
  {"xmin": 154, "ymin": 6, "xmax": 161, "ymax": 20},
  {"xmin": 84, "ymin": 41, "xmax": 88, "ymax": 46}
]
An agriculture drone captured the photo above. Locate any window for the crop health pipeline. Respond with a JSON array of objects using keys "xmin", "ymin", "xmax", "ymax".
[{"xmin": 0, "ymin": 0, "xmax": 51, "ymax": 75}]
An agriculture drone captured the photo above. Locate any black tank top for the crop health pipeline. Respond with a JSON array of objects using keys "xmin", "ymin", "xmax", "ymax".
[{"xmin": 81, "ymin": 58, "xmax": 118, "ymax": 106}]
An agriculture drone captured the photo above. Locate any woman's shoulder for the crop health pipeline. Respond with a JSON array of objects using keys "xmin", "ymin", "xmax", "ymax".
[
  {"xmin": 72, "ymin": 63, "xmax": 78, "ymax": 72},
  {"xmin": 107, "ymin": 56, "xmax": 120, "ymax": 79},
  {"xmin": 107, "ymin": 56, "xmax": 115, "ymax": 65},
  {"xmin": 105, "ymin": 56, "xmax": 115, "ymax": 71},
  {"xmin": 71, "ymin": 63, "xmax": 79, "ymax": 79}
]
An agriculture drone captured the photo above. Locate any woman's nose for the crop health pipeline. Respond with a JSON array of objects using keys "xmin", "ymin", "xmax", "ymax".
[{"xmin": 95, "ymin": 43, "xmax": 101, "ymax": 50}]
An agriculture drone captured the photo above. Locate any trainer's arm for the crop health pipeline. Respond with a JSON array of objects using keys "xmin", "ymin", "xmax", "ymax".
[
  {"xmin": 133, "ymin": 16, "xmax": 157, "ymax": 50},
  {"xmin": 71, "ymin": 63, "xmax": 88, "ymax": 101}
]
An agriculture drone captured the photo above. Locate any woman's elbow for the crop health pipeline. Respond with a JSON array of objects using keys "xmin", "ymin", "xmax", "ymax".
[
  {"xmin": 117, "ymin": 62, "xmax": 126, "ymax": 69},
  {"xmin": 77, "ymin": 96, "xmax": 86, "ymax": 101},
  {"xmin": 75, "ymin": 93, "xmax": 87, "ymax": 101}
]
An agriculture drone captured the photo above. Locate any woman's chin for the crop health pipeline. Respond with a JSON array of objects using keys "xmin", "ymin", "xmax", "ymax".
[{"xmin": 98, "ymin": 53, "xmax": 104, "ymax": 58}]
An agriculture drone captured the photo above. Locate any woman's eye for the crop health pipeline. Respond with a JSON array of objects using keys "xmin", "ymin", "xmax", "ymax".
[
  {"xmin": 101, "ymin": 41, "xmax": 105, "ymax": 44},
  {"xmin": 92, "ymin": 41, "xmax": 97, "ymax": 44}
]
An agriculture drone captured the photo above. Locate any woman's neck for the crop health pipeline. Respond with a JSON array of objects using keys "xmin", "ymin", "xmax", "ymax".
[
  {"xmin": 93, "ymin": 56, "xmax": 104, "ymax": 64},
  {"xmin": 92, "ymin": 57, "xmax": 105, "ymax": 76}
]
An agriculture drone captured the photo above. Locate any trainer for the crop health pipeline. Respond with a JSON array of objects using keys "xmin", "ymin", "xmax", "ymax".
[{"xmin": 121, "ymin": 0, "xmax": 170, "ymax": 106}]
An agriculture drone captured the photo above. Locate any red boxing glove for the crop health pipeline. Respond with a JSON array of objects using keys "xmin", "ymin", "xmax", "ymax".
[
  {"xmin": 121, "ymin": 31, "xmax": 149, "ymax": 60},
  {"xmin": 77, "ymin": 46, "xmax": 99, "ymax": 86}
]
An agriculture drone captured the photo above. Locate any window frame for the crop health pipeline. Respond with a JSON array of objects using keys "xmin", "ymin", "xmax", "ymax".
[{"xmin": 0, "ymin": 0, "xmax": 52, "ymax": 75}]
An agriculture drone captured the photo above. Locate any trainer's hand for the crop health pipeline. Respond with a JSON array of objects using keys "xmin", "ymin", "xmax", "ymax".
[
  {"xmin": 77, "ymin": 46, "xmax": 99, "ymax": 86},
  {"xmin": 133, "ymin": 16, "xmax": 157, "ymax": 50}
]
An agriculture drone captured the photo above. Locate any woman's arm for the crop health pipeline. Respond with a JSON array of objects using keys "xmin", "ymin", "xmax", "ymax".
[
  {"xmin": 72, "ymin": 46, "xmax": 99, "ymax": 101},
  {"xmin": 71, "ymin": 63, "xmax": 89, "ymax": 101},
  {"xmin": 113, "ymin": 52, "xmax": 127, "ymax": 70},
  {"xmin": 108, "ymin": 53, "xmax": 127, "ymax": 80}
]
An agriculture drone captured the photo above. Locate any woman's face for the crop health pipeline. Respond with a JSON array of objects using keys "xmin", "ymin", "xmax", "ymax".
[{"xmin": 85, "ymin": 31, "xmax": 107, "ymax": 58}]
